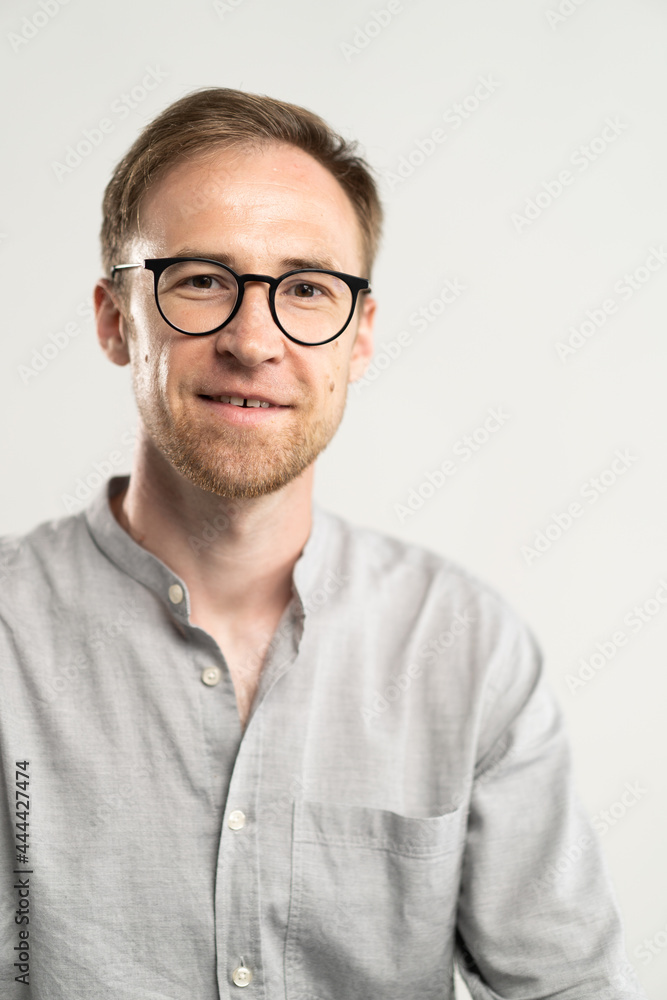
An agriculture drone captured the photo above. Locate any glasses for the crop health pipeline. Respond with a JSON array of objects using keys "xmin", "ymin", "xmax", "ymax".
[{"xmin": 110, "ymin": 257, "xmax": 372, "ymax": 346}]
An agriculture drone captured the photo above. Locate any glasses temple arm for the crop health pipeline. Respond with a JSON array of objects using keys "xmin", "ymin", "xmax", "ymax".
[{"xmin": 110, "ymin": 263, "xmax": 144, "ymax": 277}]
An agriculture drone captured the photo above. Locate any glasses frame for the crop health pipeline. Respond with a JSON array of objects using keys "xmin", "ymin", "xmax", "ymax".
[{"xmin": 110, "ymin": 256, "xmax": 372, "ymax": 347}]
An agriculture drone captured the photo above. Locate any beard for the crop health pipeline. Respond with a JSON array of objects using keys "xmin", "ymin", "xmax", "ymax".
[{"xmin": 132, "ymin": 378, "xmax": 346, "ymax": 500}]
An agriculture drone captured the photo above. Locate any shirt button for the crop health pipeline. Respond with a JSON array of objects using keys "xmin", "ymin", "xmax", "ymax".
[
  {"xmin": 201, "ymin": 666, "xmax": 221, "ymax": 686},
  {"xmin": 168, "ymin": 583, "xmax": 184, "ymax": 604},
  {"xmin": 228, "ymin": 809, "xmax": 246, "ymax": 830},
  {"xmin": 232, "ymin": 963, "xmax": 252, "ymax": 987}
]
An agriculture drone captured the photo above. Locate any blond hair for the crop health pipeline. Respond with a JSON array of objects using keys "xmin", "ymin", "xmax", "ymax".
[{"xmin": 100, "ymin": 87, "xmax": 383, "ymax": 280}]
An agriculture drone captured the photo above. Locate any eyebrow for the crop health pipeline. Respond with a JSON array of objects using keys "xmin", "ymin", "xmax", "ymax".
[{"xmin": 170, "ymin": 246, "xmax": 342, "ymax": 273}]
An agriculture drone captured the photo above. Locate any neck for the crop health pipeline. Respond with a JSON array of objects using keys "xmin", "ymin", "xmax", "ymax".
[{"xmin": 111, "ymin": 431, "xmax": 315, "ymax": 625}]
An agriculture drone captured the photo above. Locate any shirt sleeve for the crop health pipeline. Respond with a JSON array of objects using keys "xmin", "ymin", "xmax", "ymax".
[{"xmin": 453, "ymin": 619, "xmax": 648, "ymax": 1000}]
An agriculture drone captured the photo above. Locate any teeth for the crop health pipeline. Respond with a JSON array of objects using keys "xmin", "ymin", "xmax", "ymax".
[{"xmin": 210, "ymin": 395, "xmax": 271, "ymax": 408}]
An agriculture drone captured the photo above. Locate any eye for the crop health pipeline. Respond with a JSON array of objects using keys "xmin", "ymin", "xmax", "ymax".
[
  {"xmin": 291, "ymin": 282, "xmax": 321, "ymax": 298},
  {"xmin": 281, "ymin": 279, "xmax": 331, "ymax": 300},
  {"xmin": 184, "ymin": 273, "xmax": 222, "ymax": 290}
]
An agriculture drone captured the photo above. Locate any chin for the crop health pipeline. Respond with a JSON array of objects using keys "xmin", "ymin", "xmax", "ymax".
[{"xmin": 168, "ymin": 446, "xmax": 319, "ymax": 500}]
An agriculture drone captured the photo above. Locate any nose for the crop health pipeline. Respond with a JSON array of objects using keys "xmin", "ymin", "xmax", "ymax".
[{"xmin": 212, "ymin": 278, "xmax": 286, "ymax": 366}]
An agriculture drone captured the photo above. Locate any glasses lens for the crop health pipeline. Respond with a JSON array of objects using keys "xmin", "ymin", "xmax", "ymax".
[
  {"xmin": 275, "ymin": 271, "xmax": 353, "ymax": 343},
  {"xmin": 156, "ymin": 261, "xmax": 238, "ymax": 333}
]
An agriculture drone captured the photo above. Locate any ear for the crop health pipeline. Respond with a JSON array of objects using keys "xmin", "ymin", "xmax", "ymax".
[
  {"xmin": 347, "ymin": 293, "xmax": 376, "ymax": 383},
  {"xmin": 94, "ymin": 278, "xmax": 132, "ymax": 366}
]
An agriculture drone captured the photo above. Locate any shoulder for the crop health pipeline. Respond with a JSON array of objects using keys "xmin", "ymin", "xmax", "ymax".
[
  {"xmin": 0, "ymin": 510, "xmax": 91, "ymax": 616},
  {"xmin": 316, "ymin": 505, "xmax": 537, "ymax": 656},
  {"xmin": 317, "ymin": 508, "xmax": 545, "ymax": 747}
]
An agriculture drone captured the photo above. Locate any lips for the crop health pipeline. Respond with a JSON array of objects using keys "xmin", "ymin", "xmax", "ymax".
[
  {"xmin": 199, "ymin": 393, "xmax": 288, "ymax": 407},
  {"xmin": 206, "ymin": 395, "xmax": 270, "ymax": 408}
]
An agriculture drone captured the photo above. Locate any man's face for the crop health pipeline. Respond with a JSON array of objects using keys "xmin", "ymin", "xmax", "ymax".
[{"xmin": 101, "ymin": 142, "xmax": 376, "ymax": 499}]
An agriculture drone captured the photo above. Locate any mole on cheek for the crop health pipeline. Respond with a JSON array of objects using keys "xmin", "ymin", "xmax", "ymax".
[
  {"xmin": 145, "ymin": 355, "xmax": 148, "ymax": 362},
  {"xmin": 329, "ymin": 380, "xmax": 335, "ymax": 393}
]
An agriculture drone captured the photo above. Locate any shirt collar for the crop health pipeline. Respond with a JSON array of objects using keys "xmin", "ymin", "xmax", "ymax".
[{"xmin": 83, "ymin": 475, "xmax": 332, "ymax": 623}]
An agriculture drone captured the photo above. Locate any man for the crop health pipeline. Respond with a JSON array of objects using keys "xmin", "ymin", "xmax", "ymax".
[{"xmin": 0, "ymin": 88, "xmax": 646, "ymax": 999}]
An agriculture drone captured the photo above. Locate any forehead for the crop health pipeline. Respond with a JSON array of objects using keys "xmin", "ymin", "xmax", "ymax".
[{"xmin": 136, "ymin": 142, "xmax": 364, "ymax": 272}]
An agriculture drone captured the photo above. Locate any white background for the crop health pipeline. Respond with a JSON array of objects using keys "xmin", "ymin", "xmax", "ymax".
[{"xmin": 1, "ymin": 0, "xmax": 665, "ymax": 994}]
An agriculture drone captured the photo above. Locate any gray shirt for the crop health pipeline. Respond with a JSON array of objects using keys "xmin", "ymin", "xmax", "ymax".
[{"xmin": 0, "ymin": 474, "xmax": 646, "ymax": 999}]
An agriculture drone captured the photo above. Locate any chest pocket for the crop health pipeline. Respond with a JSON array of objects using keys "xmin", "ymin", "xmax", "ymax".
[{"xmin": 285, "ymin": 798, "xmax": 466, "ymax": 1000}]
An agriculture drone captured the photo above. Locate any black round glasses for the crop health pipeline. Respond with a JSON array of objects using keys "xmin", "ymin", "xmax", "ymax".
[{"xmin": 110, "ymin": 257, "xmax": 372, "ymax": 347}]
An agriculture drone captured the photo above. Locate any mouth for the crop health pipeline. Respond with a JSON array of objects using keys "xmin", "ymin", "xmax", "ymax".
[
  {"xmin": 202, "ymin": 394, "xmax": 273, "ymax": 408},
  {"xmin": 197, "ymin": 394, "xmax": 290, "ymax": 421}
]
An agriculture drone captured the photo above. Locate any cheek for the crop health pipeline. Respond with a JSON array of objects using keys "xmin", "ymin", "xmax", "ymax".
[
  {"xmin": 128, "ymin": 290, "xmax": 154, "ymax": 333},
  {"xmin": 155, "ymin": 347, "xmax": 176, "ymax": 396},
  {"xmin": 132, "ymin": 338, "xmax": 171, "ymax": 399}
]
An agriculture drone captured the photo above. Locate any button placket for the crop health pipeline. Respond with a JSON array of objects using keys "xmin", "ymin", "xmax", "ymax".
[{"xmin": 216, "ymin": 745, "xmax": 264, "ymax": 994}]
